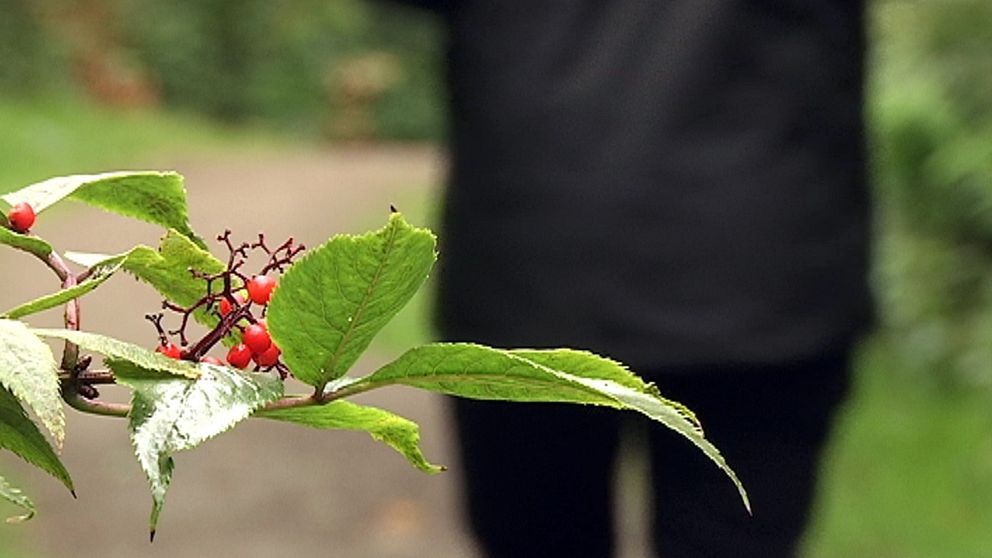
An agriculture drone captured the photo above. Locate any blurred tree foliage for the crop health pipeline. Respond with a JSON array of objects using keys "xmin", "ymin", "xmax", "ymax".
[
  {"xmin": 0, "ymin": 0, "xmax": 444, "ymax": 139},
  {"xmin": 0, "ymin": 0, "xmax": 71, "ymax": 94},
  {"xmin": 117, "ymin": 0, "xmax": 444, "ymax": 138},
  {"xmin": 4, "ymin": 0, "xmax": 992, "ymax": 386},
  {"xmin": 872, "ymin": 0, "xmax": 992, "ymax": 388}
]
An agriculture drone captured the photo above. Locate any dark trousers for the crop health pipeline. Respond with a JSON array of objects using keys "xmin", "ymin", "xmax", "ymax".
[{"xmin": 451, "ymin": 350, "xmax": 852, "ymax": 558}]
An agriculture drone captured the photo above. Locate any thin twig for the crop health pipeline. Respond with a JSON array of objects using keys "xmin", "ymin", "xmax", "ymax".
[
  {"xmin": 59, "ymin": 369, "xmax": 117, "ymax": 384},
  {"xmin": 43, "ymin": 251, "xmax": 83, "ymax": 374},
  {"xmin": 257, "ymin": 378, "xmax": 379, "ymax": 413},
  {"xmin": 62, "ymin": 389, "xmax": 130, "ymax": 418}
]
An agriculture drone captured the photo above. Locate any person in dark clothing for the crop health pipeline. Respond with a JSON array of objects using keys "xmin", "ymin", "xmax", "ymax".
[{"xmin": 390, "ymin": 1, "xmax": 872, "ymax": 556}]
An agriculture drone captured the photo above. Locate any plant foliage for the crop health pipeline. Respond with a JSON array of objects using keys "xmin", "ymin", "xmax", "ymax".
[{"xmin": 0, "ymin": 170, "xmax": 748, "ymax": 539}]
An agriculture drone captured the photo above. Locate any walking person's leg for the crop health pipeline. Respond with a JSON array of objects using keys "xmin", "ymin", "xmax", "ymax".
[
  {"xmin": 451, "ymin": 399, "xmax": 623, "ymax": 558},
  {"xmin": 648, "ymin": 351, "xmax": 853, "ymax": 557}
]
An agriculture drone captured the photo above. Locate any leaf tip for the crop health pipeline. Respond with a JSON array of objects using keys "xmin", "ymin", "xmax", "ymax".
[
  {"xmin": 150, "ymin": 529, "xmax": 156, "ymax": 543},
  {"xmin": 420, "ymin": 462, "xmax": 447, "ymax": 474},
  {"xmin": 389, "ymin": 204, "xmax": 398, "ymax": 214},
  {"xmin": 70, "ymin": 489, "xmax": 77, "ymax": 499}
]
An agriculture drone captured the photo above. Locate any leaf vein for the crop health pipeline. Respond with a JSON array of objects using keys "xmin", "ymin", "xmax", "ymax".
[{"xmin": 325, "ymin": 220, "xmax": 400, "ymax": 377}]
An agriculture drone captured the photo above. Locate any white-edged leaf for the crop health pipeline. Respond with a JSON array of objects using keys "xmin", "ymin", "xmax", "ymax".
[
  {"xmin": 1, "ymin": 171, "xmax": 203, "ymax": 246},
  {"xmin": 114, "ymin": 362, "xmax": 283, "ymax": 538},
  {"xmin": 0, "ymin": 320, "xmax": 64, "ymax": 447},
  {"xmin": 357, "ymin": 343, "xmax": 749, "ymax": 511},
  {"xmin": 32, "ymin": 329, "xmax": 199, "ymax": 380},
  {"xmin": 3, "ymin": 254, "xmax": 127, "ymax": 319},
  {"xmin": 509, "ymin": 349, "xmax": 701, "ymax": 427}
]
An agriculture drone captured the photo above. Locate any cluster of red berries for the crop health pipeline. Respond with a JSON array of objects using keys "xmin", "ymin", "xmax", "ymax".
[
  {"xmin": 6, "ymin": 202, "xmax": 36, "ymax": 233},
  {"xmin": 150, "ymin": 231, "xmax": 303, "ymax": 378},
  {"xmin": 218, "ymin": 277, "xmax": 281, "ymax": 369}
]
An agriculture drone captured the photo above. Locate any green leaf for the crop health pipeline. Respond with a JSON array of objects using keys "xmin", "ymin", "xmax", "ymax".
[
  {"xmin": 3, "ymin": 254, "xmax": 127, "ymax": 319},
  {"xmin": 258, "ymin": 400, "xmax": 444, "ymax": 474},
  {"xmin": 509, "ymin": 349, "xmax": 654, "ymax": 391},
  {"xmin": 508, "ymin": 349, "xmax": 700, "ymax": 426},
  {"xmin": 268, "ymin": 213, "xmax": 436, "ymax": 387},
  {"xmin": 115, "ymin": 363, "xmax": 283, "ymax": 538},
  {"xmin": 0, "ymin": 475, "xmax": 36, "ymax": 523},
  {"xmin": 0, "ymin": 386, "xmax": 73, "ymax": 493},
  {"xmin": 0, "ymin": 227, "xmax": 52, "ymax": 259},
  {"xmin": 0, "ymin": 320, "xmax": 64, "ymax": 448},
  {"xmin": 122, "ymin": 231, "xmax": 229, "ymax": 328},
  {"xmin": 1, "ymin": 171, "xmax": 203, "ymax": 247},
  {"xmin": 32, "ymin": 329, "xmax": 199, "ymax": 380},
  {"xmin": 357, "ymin": 343, "xmax": 749, "ymax": 511},
  {"xmin": 65, "ymin": 230, "xmax": 229, "ymax": 332}
]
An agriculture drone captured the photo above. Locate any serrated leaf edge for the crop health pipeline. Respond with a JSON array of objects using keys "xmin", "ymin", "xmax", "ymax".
[
  {"xmin": 270, "ymin": 212, "xmax": 436, "ymax": 385},
  {"xmin": 0, "ymin": 320, "xmax": 66, "ymax": 448},
  {"xmin": 120, "ymin": 365, "xmax": 283, "ymax": 536}
]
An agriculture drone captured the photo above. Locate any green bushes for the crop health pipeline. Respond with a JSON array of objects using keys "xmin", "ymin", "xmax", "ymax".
[
  {"xmin": 872, "ymin": 0, "xmax": 992, "ymax": 387},
  {"xmin": 4, "ymin": 0, "xmax": 992, "ymax": 384},
  {"xmin": 0, "ymin": 0, "xmax": 69, "ymax": 94},
  {"xmin": 0, "ymin": 0, "xmax": 444, "ymax": 140},
  {"xmin": 118, "ymin": 0, "xmax": 444, "ymax": 138}
]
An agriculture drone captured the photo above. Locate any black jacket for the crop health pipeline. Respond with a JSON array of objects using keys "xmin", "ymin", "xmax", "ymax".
[{"xmin": 408, "ymin": 0, "xmax": 871, "ymax": 370}]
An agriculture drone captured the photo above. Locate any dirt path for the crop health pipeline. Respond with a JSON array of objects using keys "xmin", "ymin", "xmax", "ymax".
[{"xmin": 3, "ymin": 145, "xmax": 485, "ymax": 558}]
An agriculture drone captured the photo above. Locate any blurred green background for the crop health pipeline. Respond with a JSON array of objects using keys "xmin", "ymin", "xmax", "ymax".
[{"xmin": 1, "ymin": 0, "xmax": 991, "ymax": 556}]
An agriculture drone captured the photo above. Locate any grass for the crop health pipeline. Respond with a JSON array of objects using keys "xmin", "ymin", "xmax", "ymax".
[
  {"xmin": 0, "ymin": 96, "xmax": 279, "ymax": 194},
  {"xmin": 803, "ymin": 338, "xmax": 992, "ymax": 558}
]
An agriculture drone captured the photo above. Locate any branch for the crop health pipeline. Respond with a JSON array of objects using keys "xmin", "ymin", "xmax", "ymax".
[
  {"xmin": 59, "ymin": 272, "xmax": 80, "ymax": 372},
  {"xmin": 62, "ymin": 388, "xmax": 130, "ymax": 418},
  {"xmin": 256, "ymin": 378, "xmax": 379, "ymax": 413},
  {"xmin": 13, "ymin": 239, "xmax": 84, "ymax": 376},
  {"xmin": 59, "ymin": 369, "xmax": 117, "ymax": 385},
  {"xmin": 184, "ymin": 305, "xmax": 251, "ymax": 361},
  {"xmin": 258, "ymin": 394, "xmax": 318, "ymax": 412}
]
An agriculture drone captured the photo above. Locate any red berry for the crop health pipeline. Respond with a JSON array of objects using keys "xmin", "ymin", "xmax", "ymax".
[
  {"xmin": 8, "ymin": 202, "xmax": 35, "ymax": 233},
  {"xmin": 199, "ymin": 356, "xmax": 224, "ymax": 365},
  {"xmin": 242, "ymin": 323, "xmax": 272, "ymax": 355},
  {"xmin": 253, "ymin": 344, "xmax": 281, "ymax": 367},
  {"xmin": 218, "ymin": 293, "xmax": 247, "ymax": 317},
  {"xmin": 246, "ymin": 275, "xmax": 277, "ymax": 305},
  {"xmin": 156, "ymin": 342, "xmax": 182, "ymax": 359},
  {"xmin": 226, "ymin": 344, "xmax": 253, "ymax": 369}
]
